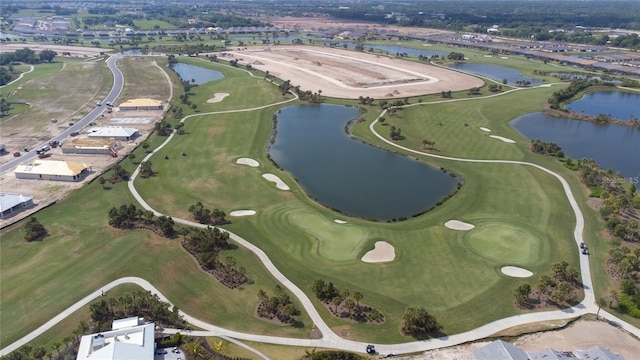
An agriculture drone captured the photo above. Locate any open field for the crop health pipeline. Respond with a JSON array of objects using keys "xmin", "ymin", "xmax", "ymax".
[
  {"xmin": 223, "ymin": 45, "xmax": 484, "ymax": 99},
  {"xmin": 1, "ymin": 39, "xmax": 636, "ymax": 353},
  {"xmin": 0, "ymin": 44, "xmax": 112, "ymax": 58}
]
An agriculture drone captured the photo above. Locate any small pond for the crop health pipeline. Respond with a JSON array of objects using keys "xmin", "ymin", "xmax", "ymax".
[
  {"xmin": 566, "ymin": 91, "xmax": 640, "ymax": 121},
  {"xmin": 448, "ymin": 63, "xmax": 543, "ymax": 85},
  {"xmin": 269, "ymin": 104, "xmax": 459, "ymax": 221},
  {"xmin": 169, "ymin": 63, "xmax": 224, "ymax": 85},
  {"xmin": 511, "ymin": 112, "xmax": 640, "ymax": 186}
]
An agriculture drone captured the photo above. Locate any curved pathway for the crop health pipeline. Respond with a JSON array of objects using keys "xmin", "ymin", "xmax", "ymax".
[
  {"xmin": 3, "ymin": 59, "xmax": 640, "ymax": 357},
  {"xmin": 0, "ymin": 65, "xmax": 34, "ymax": 88}
]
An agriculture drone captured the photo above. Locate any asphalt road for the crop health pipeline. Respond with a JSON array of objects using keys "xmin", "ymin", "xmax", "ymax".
[{"xmin": 0, "ymin": 54, "xmax": 124, "ymax": 174}]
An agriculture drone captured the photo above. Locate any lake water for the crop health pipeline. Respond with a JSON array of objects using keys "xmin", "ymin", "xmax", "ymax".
[
  {"xmin": 325, "ymin": 42, "xmax": 446, "ymax": 58},
  {"xmin": 169, "ymin": 63, "xmax": 224, "ymax": 85},
  {"xmin": 511, "ymin": 113, "xmax": 640, "ymax": 185},
  {"xmin": 269, "ymin": 104, "xmax": 459, "ymax": 220},
  {"xmin": 566, "ymin": 91, "xmax": 640, "ymax": 121},
  {"xmin": 448, "ymin": 63, "xmax": 543, "ymax": 85}
]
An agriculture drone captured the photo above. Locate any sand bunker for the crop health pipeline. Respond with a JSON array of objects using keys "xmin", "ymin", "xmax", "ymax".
[
  {"xmin": 501, "ymin": 266, "xmax": 534, "ymax": 278},
  {"xmin": 206, "ymin": 93, "xmax": 230, "ymax": 103},
  {"xmin": 229, "ymin": 210, "xmax": 256, "ymax": 217},
  {"xmin": 444, "ymin": 220, "xmax": 475, "ymax": 231},
  {"xmin": 479, "ymin": 127, "xmax": 492, "ymax": 132},
  {"xmin": 262, "ymin": 173, "xmax": 290, "ymax": 190},
  {"xmin": 236, "ymin": 157, "xmax": 259, "ymax": 167},
  {"xmin": 490, "ymin": 135, "xmax": 516, "ymax": 143},
  {"xmin": 361, "ymin": 241, "xmax": 395, "ymax": 263},
  {"xmin": 334, "ymin": 219, "xmax": 347, "ymax": 224}
]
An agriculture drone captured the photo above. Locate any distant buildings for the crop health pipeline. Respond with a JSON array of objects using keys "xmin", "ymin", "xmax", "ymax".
[
  {"xmin": 76, "ymin": 317, "xmax": 155, "ymax": 360},
  {"xmin": 473, "ymin": 340, "xmax": 625, "ymax": 360}
]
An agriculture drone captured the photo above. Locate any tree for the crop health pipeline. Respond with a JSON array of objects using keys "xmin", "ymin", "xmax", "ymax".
[
  {"xmin": 596, "ymin": 297, "xmax": 607, "ymax": 319},
  {"xmin": 189, "ymin": 202, "xmax": 211, "ymax": 224},
  {"xmin": 332, "ymin": 296, "xmax": 342, "ymax": 312},
  {"xmin": 129, "ymin": 153, "xmax": 136, "ymax": 163},
  {"xmin": 258, "ymin": 289, "xmax": 268, "ymax": 301},
  {"xmin": 513, "ymin": 283, "xmax": 531, "ymax": 307},
  {"xmin": 140, "ymin": 161, "xmax": 154, "ymax": 178},
  {"xmin": 142, "ymin": 142, "xmax": 150, "ymax": 152},
  {"xmin": 99, "ymin": 177, "xmax": 106, "ymax": 189},
  {"xmin": 24, "ymin": 217, "xmax": 47, "ymax": 242},
  {"xmin": 39, "ymin": 49, "xmax": 57, "ymax": 62},
  {"xmin": 33, "ymin": 345, "xmax": 47, "ymax": 360},
  {"xmin": 402, "ymin": 307, "xmax": 442, "ymax": 338},
  {"xmin": 344, "ymin": 298, "xmax": 356, "ymax": 316},
  {"xmin": 0, "ymin": 98, "xmax": 11, "ymax": 116},
  {"xmin": 353, "ymin": 291, "xmax": 363, "ymax": 307}
]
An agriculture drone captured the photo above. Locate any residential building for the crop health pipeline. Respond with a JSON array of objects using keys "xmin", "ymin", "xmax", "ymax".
[
  {"xmin": 15, "ymin": 160, "xmax": 91, "ymax": 182},
  {"xmin": 76, "ymin": 317, "xmax": 155, "ymax": 360},
  {"xmin": 0, "ymin": 193, "xmax": 34, "ymax": 218},
  {"xmin": 87, "ymin": 127, "xmax": 139, "ymax": 141},
  {"xmin": 473, "ymin": 340, "xmax": 625, "ymax": 360}
]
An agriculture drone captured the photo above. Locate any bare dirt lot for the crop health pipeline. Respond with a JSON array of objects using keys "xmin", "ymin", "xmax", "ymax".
[
  {"xmin": 263, "ymin": 16, "xmax": 451, "ymax": 39},
  {"xmin": 410, "ymin": 319, "xmax": 639, "ymax": 360},
  {"xmin": 222, "ymin": 46, "xmax": 483, "ymax": 99}
]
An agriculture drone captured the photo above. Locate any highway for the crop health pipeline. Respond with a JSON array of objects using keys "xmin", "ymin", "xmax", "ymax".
[{"xmin": 0, "ymin": 54, "xmax": 124, "ymax": 174}]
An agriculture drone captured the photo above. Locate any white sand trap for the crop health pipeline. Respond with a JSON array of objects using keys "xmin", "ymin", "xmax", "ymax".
[
  {"xmin": 230, "ymin": 210, "xmax": 256, "ymax": 217},
  {"xmin": 490, "ymin": 135, "xmax": 516, "ymax": 143},
  {"xmin": 479, "ymin": 127, "xmax": 492, "ymax": 132},
  {"xmin": 361, "ymin": 241, "xmax": 395, "ymax": 263},
  {"xmin": 236, "ymin": 157, "xmax": 259, "ymax": 167},
  {"xmin": 206, "ymin": 92, "xmax": 230, "ymax": 103},
  {"xmin": 262, "ymin": 173, "xmax": 290, "ymax": 190},
  {"xmin": 444, "ymin": 220, "xmax": 475, "ymax": 231},
  {"xmin": 334, "ymin": 219, "xmax": 347, "ymax": 224},
  {"xmin": 501, "ymin": 266, "xmax": 533, "ymax": 278}
]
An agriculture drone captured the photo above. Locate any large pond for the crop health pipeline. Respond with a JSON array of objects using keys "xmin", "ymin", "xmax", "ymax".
[
  {"xmin": 169, "ymin": 63, "xmax": 224, "ymax": 85},
  {"xmin": 448, "ymin": 63, "xmax": 543, "ymax": 85},
  {"xmin": 269, "ymin": 104, "xmax": 459, "ymax": 220},
  {"xmin": 511, "ymin": 113, "xmax": 640, "ymax": 186},
  {"xmin": 324, "ymin": 42, "xmax": 446, "ymax": 58},
  {"xmin": 566, "ymin": 91, "xmax": 640, "ymax": 121}
]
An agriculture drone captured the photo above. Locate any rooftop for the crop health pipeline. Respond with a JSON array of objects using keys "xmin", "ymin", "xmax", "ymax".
[
  {"xmin": 87, "ymin": 126, "xmax": 139, "ymax": 138},
  {"xmin": 15, "ymin": 160, "xmax": 91, "ymax": 177},
  {"xmin": 0, "ymin": 193, "xmax": 33, "ymax": 211},
  {"xmin": 76, "ymin": 317, "xmax": 154, "ymax": 360}
]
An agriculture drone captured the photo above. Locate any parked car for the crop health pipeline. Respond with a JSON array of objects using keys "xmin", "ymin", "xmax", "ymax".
[{"xmin": 13, "ymin": 152, "xmax": 21, "ymax": 157}]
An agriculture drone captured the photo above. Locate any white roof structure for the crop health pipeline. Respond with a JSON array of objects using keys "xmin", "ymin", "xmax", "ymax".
[
  {"xmin": 15, "ymin": 160, "xmax": 90, "ymax": 177},
  {"xmin": 576, "ymin": 346, "xmax": 625, "ymax": 360},
  {"xmin": 0, "ymin": 193, "xmax": 33, "ymax": 212},
  {"xmin": 473, "ymin": 340, "xmax": 530, "ymax": 360},
  {"xmin": 87, "ymin": 126, "xmax": 138, "ymax": 139},
  {"xmin": 76, "ymin": 318, "xmax": 154, "ymax": 360},
  {"xmin": 529, "ymin": 348, "xmax": 577, "ymax": 360}
]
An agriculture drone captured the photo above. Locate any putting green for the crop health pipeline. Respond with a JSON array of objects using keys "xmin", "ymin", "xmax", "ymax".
[
  {"xmin": 289, "ymin": 211, "xmax": 367, "ymax": 261},
  {"xmin": 465, "ymin": 224, "xmax": 540, "ymax": 265}
]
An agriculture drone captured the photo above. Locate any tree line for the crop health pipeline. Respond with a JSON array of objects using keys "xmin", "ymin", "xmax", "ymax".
[
  {"xmin": 181, "ymin": 226, "xmax": 248, "ymax": 289},
  {"xmin": 311, "ymin": 279, "xmax": 383, "ymax": 323},
  {"xmin": 108, "ymin": 203, "xmax": 176, "ymax": 237},
  {"xmin": 513, "ymin": 261, "xmax": 580, "ymax": 308},
  {"xmin": 256, "ymin": 285, "xmax": 300, "ymax": 324},
  {"xmin": 0, "ymin": 47, "xmax": 56, "ymax": 66}
]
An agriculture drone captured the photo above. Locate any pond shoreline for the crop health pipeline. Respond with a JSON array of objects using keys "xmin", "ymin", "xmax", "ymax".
[{"xmin": 543, "ymin": 104, "xmax": 640, "ymax": 129}]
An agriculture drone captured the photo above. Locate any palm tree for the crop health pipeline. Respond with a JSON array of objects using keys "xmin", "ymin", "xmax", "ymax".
[
  {"xmin": 353, "ymin": 291, "xmax": 363, "ymax": 308},
  {"xmin": 332, "ymin": 297, "xmax": 342, "ymax": 312}
]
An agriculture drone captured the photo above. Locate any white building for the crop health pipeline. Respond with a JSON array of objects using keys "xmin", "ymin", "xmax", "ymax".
[
  {"xmin": 0, "ymin": 193, "xmax": 34, "ymax": 218},
  {"xmin": 15, "ymin": 160, "xmax": 91, "ymax": 182},
  {"xmin": 76, "ymin": 317, "xmax": 155, "ymax": 360},
  {"xmin": 87, "ymin": 127, "xmax": 139, "ymax": 141}
]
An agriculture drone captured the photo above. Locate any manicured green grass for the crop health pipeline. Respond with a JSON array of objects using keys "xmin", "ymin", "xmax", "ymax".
[
  {"xmin": 133, "ymin": 19, "xmax": 176, "ymax": 30},
  {"xmin": 1, "ymin": 46, "xmax": 620, "ymax": 349},
  {"xmin": 465, "ymin": 224, "xmax": 540, "ymax": 265}
]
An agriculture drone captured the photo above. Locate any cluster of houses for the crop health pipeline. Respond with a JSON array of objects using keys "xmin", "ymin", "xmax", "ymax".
[
  {"xmin": 1, "ymin": 98, "xmax": 165, "ymax": 221},
  {"xmin": 473, "ymin": 339, "xmax": 625, "ymax": 360}
]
